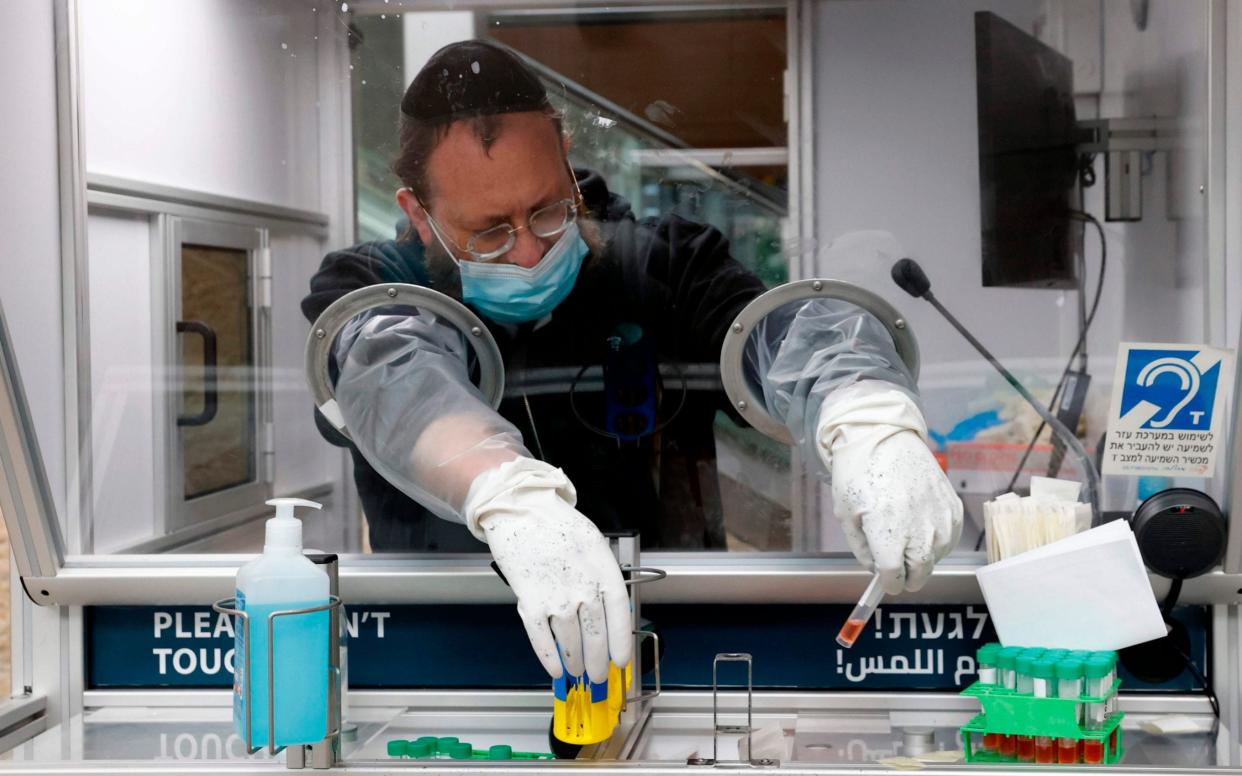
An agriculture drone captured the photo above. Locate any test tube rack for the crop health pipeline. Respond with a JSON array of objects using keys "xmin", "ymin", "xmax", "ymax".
[{"xmin": 958, "ymin": 680, "xmax": 1124, "ymax": 765}]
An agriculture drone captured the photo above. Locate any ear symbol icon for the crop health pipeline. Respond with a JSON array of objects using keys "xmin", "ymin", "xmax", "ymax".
[{"xmin": 1137, "ymin": 357, "xmax": 1200, "ymax": 429}]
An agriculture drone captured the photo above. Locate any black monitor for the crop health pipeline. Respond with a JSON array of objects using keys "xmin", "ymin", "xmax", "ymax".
[{"xmin": 975, "ymin": 11, "xmax": 1081, "ymax": 289}]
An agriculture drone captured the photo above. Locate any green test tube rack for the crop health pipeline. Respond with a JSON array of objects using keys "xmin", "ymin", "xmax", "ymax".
[{"xmin": 959, "ymin": 648, "xmax": 1124, "ymax": 766}]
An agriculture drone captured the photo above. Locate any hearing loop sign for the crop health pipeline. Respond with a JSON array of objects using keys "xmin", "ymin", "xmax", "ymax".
[{"xmin": 1102, "ymin": 343, "xmax": 1235, "ymax": 477}]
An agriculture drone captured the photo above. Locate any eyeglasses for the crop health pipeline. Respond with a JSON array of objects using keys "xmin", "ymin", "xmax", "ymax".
[{"xmin": 420, "ymin": 170, "xmax": 585, "ymax": 263}]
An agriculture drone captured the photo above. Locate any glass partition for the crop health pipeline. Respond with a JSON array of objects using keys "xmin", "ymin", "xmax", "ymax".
[{"xmin": 3, "ymin": 0, "xmax": 1233, "ymax": 583}]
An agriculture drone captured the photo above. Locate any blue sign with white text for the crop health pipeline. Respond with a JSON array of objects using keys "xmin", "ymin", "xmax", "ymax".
[{"xmin": 86, "ymin": 604, "xmax": 1208, "ymax": 692}]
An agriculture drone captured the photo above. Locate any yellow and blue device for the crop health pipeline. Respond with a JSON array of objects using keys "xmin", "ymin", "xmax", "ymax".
[{"xmin": 552, "ymin": 662, "xmax": 632, "ymax": 745}]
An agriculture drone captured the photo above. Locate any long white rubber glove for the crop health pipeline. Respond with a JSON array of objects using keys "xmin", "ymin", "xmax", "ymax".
[
  {"xmin": 816, "ymin": 380, "xmax": 963, "ymax": 595},
  {"xmin": 463, "ymin": 458, "xmax": 633, "ymax": 684}
]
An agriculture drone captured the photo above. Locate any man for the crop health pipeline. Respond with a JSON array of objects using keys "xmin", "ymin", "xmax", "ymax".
[{"xmin": 303, "ymin": 40, "xmax": 962, "ymax": 686}]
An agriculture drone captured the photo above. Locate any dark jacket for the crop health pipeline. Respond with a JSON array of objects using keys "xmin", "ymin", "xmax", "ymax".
[{"xmin": 302, "ymin": 169, "xmax": 766, "ymax": 551}]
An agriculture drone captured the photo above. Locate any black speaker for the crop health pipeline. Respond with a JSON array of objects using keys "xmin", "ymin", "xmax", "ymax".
[
  {"xmin": 1120, "ymin": 488, "xmax": 1224, "ymax": 685},
  {"xmin": 1131, "ymin": 488, "xmax": 1226, "ymax": 579}
]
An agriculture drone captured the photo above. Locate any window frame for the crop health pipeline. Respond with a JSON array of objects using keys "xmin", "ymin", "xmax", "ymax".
[{"xmin": 157, "ymin": 217, "xmax": 273, "ymax": 535}]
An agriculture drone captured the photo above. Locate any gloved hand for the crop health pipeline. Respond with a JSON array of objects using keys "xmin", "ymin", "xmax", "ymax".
[
  {"xmin": 463, "ymin": 458, "xmax": 633, "ymax": 684},
  {"xmin": 815, "ymin": 380, "xmax": 963, "ymax": 595}
]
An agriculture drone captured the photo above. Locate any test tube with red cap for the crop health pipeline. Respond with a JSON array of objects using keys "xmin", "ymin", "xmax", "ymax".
[{"xmin": 836, "ymin": 574, "xmax": 884, "ymax": 648}]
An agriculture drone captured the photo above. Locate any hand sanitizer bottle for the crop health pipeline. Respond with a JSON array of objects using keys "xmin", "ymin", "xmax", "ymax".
[{"xmin": 234, "ymin": 498, "xmax": 329, "ymax": 749}]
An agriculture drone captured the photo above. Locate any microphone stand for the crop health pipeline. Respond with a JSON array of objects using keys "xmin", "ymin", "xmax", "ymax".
[{"xmin": 892, "ymin": 259, "xmax": 1101, "ymax": 526}]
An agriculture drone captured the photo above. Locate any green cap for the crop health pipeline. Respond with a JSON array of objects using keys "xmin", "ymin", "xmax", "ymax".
[
  {"xmin": 977, "ymin": 644, "xmax": 1000, "ymax": 666},
  {"xmin": 1084, "ymin": 657, "xmax": 1111, "ymax": 679},
  {"xmin": 1055, "ymin": 658, "xmax": 1084, "ymax": 680},
  {"xmin": 1032, "ymin": 658, "xmax": 1057, "ymax": 679},
  {"xmin": 998, "ymin": 647, "xmax": 1022, "ymax": 669},
  {"xmin": 437, "ymin": 737, "xmax": 460, "ymax": 749},
  {"xmin": 488, "ymin": 745, "xmax": 514, "ymax": 761},
  {"xmin": 1016, "ymin": 654, "xmax": 1036, "ymax": 674},
  {"xmin": 1069, "ymin": 650, "xmax": 1091, "ymax": 660},
  {"xmin": 446, "ymin": 743, "xmax": 473, "ymax": 760},
  {"xmin": 408, "ymin": 741, "xmax": 434, "ymax": 759},
  {"xmin": 1021, "ymin": 647, "xmax": 1045, "ymax": 659},
  {"xmin": 387, "ymin": 740, "xmax": 408, "ymax": 757},
  {"xmin": 1092, "ymin": 651, "xmax": 1118, "ymax": 670},
  {"xmin": 1044, "ymin": 649, "xmax": 1070, "ymax": 660}
]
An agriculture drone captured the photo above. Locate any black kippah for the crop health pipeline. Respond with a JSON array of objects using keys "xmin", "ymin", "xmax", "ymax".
[{"xmin": 401, "ymin": 40, "xmax": 548, "ymax": 122}]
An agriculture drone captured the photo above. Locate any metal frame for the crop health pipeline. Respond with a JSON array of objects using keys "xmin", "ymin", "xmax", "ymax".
[
  {"xmin": 348, "ymin": 0, "xmax": 784, "ymax": 17},
  {"xmin": 718, "ymin": 278, "xmax": 920, "ymax": 446},
  {"xmin": 53, "ymin": 0, "xmax": 91, "ymax": 560},
  {"xmin": 21, "ymin": 554, "xmax": 1242, "ymax": 607},
  {"xmin": 10, "ymin": 1, "xmax": 1234, "ymax": 763},
  {"xmin": 6, "ymin": 0, "xmax": 1240, "ymax": 611},
  {"xmin": 304, "ymin": 283, "xmax": 506, "ymax": 439},
  {"xmin": 1220, "ymin": 0, "xmax": 1242, "ymax": 576},
  {"xmin": 158, "ymin": 217, "xmax": 274, "ymax": 533},
  {"xmin": 787, "ymin": 0, "xmax": 820, "ymax": 552},
  {"xmin": 87, "ymin": 174, "xmax": 329, "ymax": 233},
  {"xmin": 0, "ymin": 301, "xmax": 68, "ymax": 581},
  {"xmin": 1204, "ymin": 0, "xmax": 1229, "ymax": 348},
  {"xmin": 0, "ymin": 695, "xmax": 49, "ymax": 755},
  {"xmin": 79, "ymin": 686, "xmax": 1218, "ymax": 716},
  {"xmin": 630, "ymin": 148, "xmax": 789, "ymax": 168}
]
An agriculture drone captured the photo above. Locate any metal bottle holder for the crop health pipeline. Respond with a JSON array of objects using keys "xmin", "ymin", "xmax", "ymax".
[
  {"xmin": 622, "ymin": 565, "xmax": 666, "ymax": 709},
  {"xmin": 689, "ymin": 653, "xmax": 777, "ymax": 768},
  {"xmin": 212, "ymin": 595, "xmax": 344, "ymax": 757}
]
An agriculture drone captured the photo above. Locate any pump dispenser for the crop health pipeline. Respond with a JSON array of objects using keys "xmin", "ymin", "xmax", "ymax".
[
  {"xmin": 234, "ymin": 498, "xmax": 330, "ymax": 749},
  {"xmin": 265, "ymin": 497, "xmax": 316, "ymax": 551}
]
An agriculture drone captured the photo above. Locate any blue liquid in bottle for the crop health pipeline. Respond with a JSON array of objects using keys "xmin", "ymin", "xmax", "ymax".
[
  {"xmin": 233, "ymin": 498, "xmax": 331, "ymax": 749},
  {"xmin": 234, "ymin": 595, "xmax": 329, "ymax": 748}
]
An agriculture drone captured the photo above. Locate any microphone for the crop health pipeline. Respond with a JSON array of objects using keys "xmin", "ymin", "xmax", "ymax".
[
  {"xmin": 891, "ymin": 258, "xmax": 1100, "ymax": 523},
  {"xmin": 891, "ymin": 257, "xmax": 931, "ymax": 298}
]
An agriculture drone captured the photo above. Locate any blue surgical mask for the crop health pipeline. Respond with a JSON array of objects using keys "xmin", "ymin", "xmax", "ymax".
[{"xmin": 451, "ymin": 222, "xmax": 589, "ymax": 324}]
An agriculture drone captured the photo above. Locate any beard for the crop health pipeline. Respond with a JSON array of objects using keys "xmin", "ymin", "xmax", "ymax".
[{"xmin": 420, "ymin": 233, "xmax": 464, "ymax": 299}]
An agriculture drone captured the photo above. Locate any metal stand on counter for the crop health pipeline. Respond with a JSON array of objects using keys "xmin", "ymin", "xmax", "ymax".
[{"xmin": 212, "ymin": 592, "xmax": 344, "ymax": 769}]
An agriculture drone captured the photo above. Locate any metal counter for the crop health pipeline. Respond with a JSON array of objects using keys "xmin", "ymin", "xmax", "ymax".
[{"xmin": 0, "ymin": 691, "xmax": 1231, "ymax": 774}]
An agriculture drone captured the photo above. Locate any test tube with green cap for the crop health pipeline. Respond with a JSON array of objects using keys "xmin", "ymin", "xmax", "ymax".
[
  {"xmin": 994, "ymin": 650, "xmax": 1019, "ymax": 758},
  {"xmin": 1014, "ymin": 654, "xmax": 1038, "ymax": 762},
  {"xmin": 998, "ymin": 647, "xmax": 1022, "ymax": 689},
  {"xmin": 1015, "ymin": 654, "xmax": 1036, "ymax": 695},
  {"xmin": 1083, "ymin": 658, "xmax": 1111, "ymax": 727},
  {"xmin": 1095, "ymin": 651, "xmax": 1120, "ymax": 751},
  {"xmin": 975, "ymin": 643, "xmax": 1000, "ymax": 686},
  {"xmin": 1018, "ymin": 655, "xmax": 1038, "ymax": 764},
  {"xmin": 1055, "ymin": 658, "xmax": 1085, "ymax": 763},
  {"xmin": 1031, "ymin": 658, "xmax": 1057, "ymax": 698},
  {"xmin": 975, "ymin": 644, "xmax": 1001, "ymax": 752},
  {"xmin": 1032, "ymin": 658, "xmax": 1058, "ymax": 763}
]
